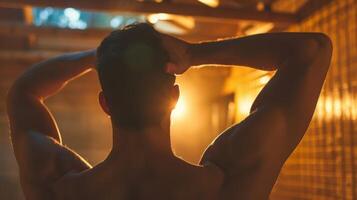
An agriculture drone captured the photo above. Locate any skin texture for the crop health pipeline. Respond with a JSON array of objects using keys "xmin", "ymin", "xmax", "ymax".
[{"xmin": 7, "ymin": 30, "xmax": 332, "ymax": 200}]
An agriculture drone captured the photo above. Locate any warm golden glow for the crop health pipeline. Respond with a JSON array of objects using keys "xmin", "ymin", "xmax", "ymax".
[
  {"xmin": 198, "ymin": 0, "xmax": 219, "ymax": 8},
  {"xmin": 172, "ymin": 95, "xmax": 186, "ymax": 119},
  {"xmin": 237, "ymin": 97, "xmax": 253, "ymax": 116},
  {"xmin": 259, "ymin": 75, "xmax": 271, "ymax": 85},
  {"xmin": 147, "ymin": 13, "xmax": 171, "ymax": 24},
  {"xmin": 153, "ymin": 21, "xmax": 187, "ymax": 35},
  {"xmin": 324, "ymin": 96, "xmax": 333, "ymax": 118},
  {"xmin": 256, "ymin": 2, "xmax": 265, "ymax": 11},
  {"xmin": 314, "ymin": 94, "xmax": 357, "ymax": 120},
  {"xmin": 245, "ymin": 23, "xmax": 274, "ymax": 35},
  {"xmin": 147, "ymin": 13, "xmax": 195, "ymax": 35}
]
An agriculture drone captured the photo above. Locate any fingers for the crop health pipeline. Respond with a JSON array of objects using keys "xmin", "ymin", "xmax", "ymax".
[
  {"xmin": 160, "ymin": 33, "xmax": 188, "ymax": 74},
  {"xmin": 165, "ymin": 62, "xmax": 177, "ymax": 74},
  {"xmin": 165, "ymin": 62, "xmax": 189, "ymax": 75}
]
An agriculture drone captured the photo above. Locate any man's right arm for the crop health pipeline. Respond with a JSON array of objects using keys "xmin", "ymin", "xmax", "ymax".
[
  {"xmin": 190, "ymin": 32, "xmax": 332, "ymax": 132},
  {"xmin": 189, "ymin": 32, "xmax": 329, "ymax": 70},
  {"xmin": 164, "ymin": 32, "xmax": 332, "ymax": 199}
]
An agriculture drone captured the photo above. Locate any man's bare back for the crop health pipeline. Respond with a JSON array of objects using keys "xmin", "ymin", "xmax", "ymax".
[
  {"xmin": 7, "ymin": 23, "xmax": 332, "ymax": 200},
  {"xmin": 52, "ymin": 153, "xmax": 223, "ymax": 200}
]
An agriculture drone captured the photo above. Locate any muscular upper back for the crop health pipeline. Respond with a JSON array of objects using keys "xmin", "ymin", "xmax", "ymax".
[{"xmin": 52, "ymin": 158, "xmax": 224, "ymax": 200}]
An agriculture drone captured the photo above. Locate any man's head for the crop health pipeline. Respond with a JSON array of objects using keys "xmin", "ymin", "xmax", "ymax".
[{"xmin": 96, "ymin": 23, "xmax": 179, "ymax": 130}]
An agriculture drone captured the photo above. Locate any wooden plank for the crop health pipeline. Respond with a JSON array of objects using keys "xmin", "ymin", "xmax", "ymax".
[
  {"xmin": 0, "ymin": 22, "xmax": 238, "ymax": 46},
  {"xmin": 0, "ymin": 7, "xmax": 24, "ymax": 21},
  {"xmin": 0, "ymin": 22, "xmax": 109, "ymax": 39},
  {"xmin": 0, "ymin": 34, "xmax": 29, "ymax": 50},
  {"xmin": 297, "ymin": 0, "xmax": 333, "ymax": 21},
  {"xmin": 0, "ymin": 50, "xmax": 62, "ymax": 62},
  {"xmin": 0, "ymin": 0, "xmax": 298, "ymax": 24}
]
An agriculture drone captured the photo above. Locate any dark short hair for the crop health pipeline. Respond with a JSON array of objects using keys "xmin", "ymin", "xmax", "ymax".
[{"xmin": 96, "ymin": 23, "xmax": 175, "ymax": 130}]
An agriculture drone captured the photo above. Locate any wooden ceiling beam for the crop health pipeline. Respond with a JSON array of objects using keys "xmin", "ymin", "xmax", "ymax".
[
  {"xmin": 0, "ymin": 22, "xmax": 239, "ymax": 45},
  {"xmin": 0, "ymin": 0, "xmax": 298, "ymax": 24},
  {"xmin": 0, "ymin": 22, "xmax": 240, "ymax": 61},
  {"xmin": 0, "ymin": 22, "xmax": 109, "ymax": 39}
]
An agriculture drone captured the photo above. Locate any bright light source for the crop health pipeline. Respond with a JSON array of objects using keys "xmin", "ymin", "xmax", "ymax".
[
  {"xmin": 147, "ymin": 13, "xmax": 170, "ymax": 24},
  {"xmin": 68, "ymin": 20, "xmax": 87, "ymax": 29},
  {"xmin": 39, "ymin": 7, "xmax": 53, "ymax": 21},
  {"xmin": 148, "ymin": 14, "xmax": 195, "ymax": 35},
  {"xmin": 324, "ymin": 96, "xmax": 333, "ymax": 120},
  {"xmin": 173, "ymin": 16, "xmax": 195, "ymax": 29},
  {"xmin": 259, "ymin": 75, "xmax": 271, "ymax": 84},
  {"xmin": 172, "ymin": 96, "xmax": 186, "ymax": 119},
  {"xmin": 63, "ymin": 7, "xmax": 87, "ymax": 29},
  {"xmin": 110, "ymin": 16, "xmax": 123, "ymax": 28},
  {"xmin": 198, "ymin": 0, "xmax": 219, "ymax": 8},
  {"xmin": 238, "ymin": 97, "xmax": 253, "ymax": 116},
  {"xmin": 153, "ymin": 21, "xmax": 187, "ymax": 35},
  {"xmin": 64, "ymin": 8, "xmax": 80, "ymax": 21}
]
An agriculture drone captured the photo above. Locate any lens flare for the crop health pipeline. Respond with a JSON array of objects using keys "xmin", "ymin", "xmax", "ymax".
[{"xmin": 172, "ymin": 96, "xmax": 186, "ymax": 119}]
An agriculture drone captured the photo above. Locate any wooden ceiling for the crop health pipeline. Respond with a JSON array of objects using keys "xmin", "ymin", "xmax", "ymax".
[{"xmin": 0, "ymin": 0, "xmax": 332, "ymax": 63}]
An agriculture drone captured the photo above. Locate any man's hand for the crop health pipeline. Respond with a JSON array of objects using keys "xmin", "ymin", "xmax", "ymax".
[{"xmin": 160, "ymin": 33, "xmax": 191, "ymax": 74}]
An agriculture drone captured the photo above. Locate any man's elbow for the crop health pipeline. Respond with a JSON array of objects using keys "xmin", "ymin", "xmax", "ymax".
[
  {"xmin": 7, "ymin": 80, "xmax": 28, "ymax": 100},
  {"xmin": 7, "ymin": 82, "xmax": 23, "ymax": 111},
  {"xmin": 296, "ymin": 33, "xmax": 332, "ymax": 65},
  {"xmin": 313, "ymin": 33, "xmax": 333, "ymax": 60},
  {"xmin": 6, "ymin": 80, "xmax": 35, "ymax": 112},
  {"xmin": 315, "ymin": 33, "xmax": 333, "ymax": 50},
  {"xmin": 7, "ymin": 74, "xmax": 41, "ymax": 101},
  {"xmin": 313, "ymin": 33, "xmax": 333, "ymax": 69}
]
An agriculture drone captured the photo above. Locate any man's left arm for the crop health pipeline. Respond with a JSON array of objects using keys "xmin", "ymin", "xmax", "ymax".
[{"xmin": 6, "ymin": 50, "xmax": 96, "ymax": 199}]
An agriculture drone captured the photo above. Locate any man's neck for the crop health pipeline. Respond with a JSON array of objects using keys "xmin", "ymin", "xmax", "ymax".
[{"xmin": 107, "ymin": 119, "xmax": 175, "ymax": 164}]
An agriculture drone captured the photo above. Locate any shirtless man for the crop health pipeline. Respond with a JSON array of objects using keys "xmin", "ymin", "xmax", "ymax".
[{"xmin": 7, "ymin": 23, "xmax": 332, "ymax": 200}]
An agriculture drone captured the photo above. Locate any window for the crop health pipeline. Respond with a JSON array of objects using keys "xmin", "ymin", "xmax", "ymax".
[{"xmin": 32, "ymin": 7, "xmax": 145, "ymax": 30}]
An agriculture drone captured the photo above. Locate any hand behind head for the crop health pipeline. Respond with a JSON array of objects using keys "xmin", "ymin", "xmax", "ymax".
[{"xmin": 160, "ymin": 33, "xmax": 192, "ymax": 75}]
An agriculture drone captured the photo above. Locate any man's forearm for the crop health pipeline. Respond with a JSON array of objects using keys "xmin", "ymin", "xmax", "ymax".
[
  {"xmin": 11, "ymin": 50, "xmax": 96, "ymax": 99},
  {"xmin": 189, "ymin": 32, "xmax": 328, "ymax": 71}
]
